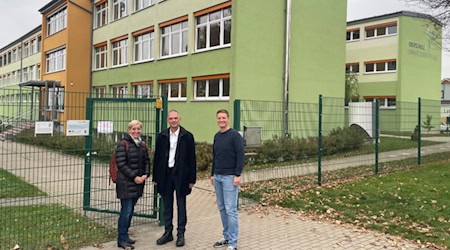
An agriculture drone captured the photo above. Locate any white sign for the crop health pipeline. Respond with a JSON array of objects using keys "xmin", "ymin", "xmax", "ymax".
[
  {"xmin": 67, "ymin": 120, "xmax": 90, "ymax": 136},
  {"xmin": 35, "ymin": 121, "xmax": 53, "ymax": 136},
  {"xmin": 98, "ymin": 120, "xmax": 113, "ymax": 134}
]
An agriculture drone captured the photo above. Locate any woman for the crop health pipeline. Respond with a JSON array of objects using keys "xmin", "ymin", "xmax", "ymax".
[{"xmin": 115, "ymin": 120, "xmax": 150, "ymax": 249}]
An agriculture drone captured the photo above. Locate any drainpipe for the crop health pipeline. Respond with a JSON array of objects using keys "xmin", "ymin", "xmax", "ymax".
[
  {"xmin": 283, "ymin": 0, "xmax": 292, "ymax": 138},
  {"xmin": 89, "ymin": 0, "xmax": 94, "ymax": 97}
]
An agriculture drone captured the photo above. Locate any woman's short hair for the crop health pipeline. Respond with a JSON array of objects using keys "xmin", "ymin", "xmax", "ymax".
[{"xmin": 128, "ymin": 120, "xmax": 142, "ymax": 129}]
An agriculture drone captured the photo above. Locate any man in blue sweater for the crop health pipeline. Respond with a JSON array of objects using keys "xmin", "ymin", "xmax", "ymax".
[{"xmin": 210, "ymin": 109, "xmax": 244, "ymax": 250}]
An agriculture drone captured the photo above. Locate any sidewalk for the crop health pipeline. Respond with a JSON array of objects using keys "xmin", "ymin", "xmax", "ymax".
[{"xmin": 81, "ymin": 178, "xmax": 422, "ymax": 250}]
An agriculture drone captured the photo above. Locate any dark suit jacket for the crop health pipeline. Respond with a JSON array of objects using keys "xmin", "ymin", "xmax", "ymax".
[{"xmin": 152, "ymin": 126, "xmax": 196, "ymax": 196}]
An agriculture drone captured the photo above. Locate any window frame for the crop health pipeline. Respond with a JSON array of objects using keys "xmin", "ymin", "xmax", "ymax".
[
  {"xmin": 112, "ymin": 0, "xmax": 127, "ymax": 21},
  {"xmin": 47, "ymin": 87, "xmax": 65, "ymax": 111},
  {"xmin": 365, "ymin": 21, "xmax": 397, "ymax": 39},
  {"xmin": 346, "ymin": 62, "xmax": 360, "ymax": 74},
  {"xmin": 364, "ymin": 96, "xmax": 396, "ymax": 109},
  {"xmin": 132, "ymin": 81, "xmax": 153, "ymax": 98},
  {"xmin": 94, "ymin": 43, "xmax": 108, "ymax": 70},
  {"xmin": 45, "ymin": 47, "xmax": 66, "ymax": 73},
  {"xmin": 47, "ymin": 6, "xmax": 67, "ymax": 36},
  {"xmin": 133, "ymin": 29, "xmax": 155, "ymax": 63},
  {"xmin": 95, "ymin": 1, "xmax": 108, "ymax": 28},
  {"xmin": 158, "ymin": 79, "xmax": 187, "ymax": 101},
  {"xmin": 111, "ymin": 37, "xmax": 128, "ymax": 67},
  {"xmin": 160, "ymin": 18, "xmax": 188, "ymax": 58},
  {"xmin": 111, "ymin": 84, "xmax": 128, "ymax": 98},
  {"xmin": 364, "ymin": 59, "xmax": 396, "ymax": 74},
  {"xmin": 193, "ymin": 74, "xmax": 230, "ymax": 101},
  {"xmin": 135, "ymin": 0, "xmax": 155, "ymax": 12},
  {"xmin": 195, "ymin": 3, "xmax": 232, "ymax": 52}
]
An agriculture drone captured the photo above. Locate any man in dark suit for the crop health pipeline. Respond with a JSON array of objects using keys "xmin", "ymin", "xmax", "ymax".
[{"xmin": 153, "ymin": 110, "xmax": 196, "ymax": 247}]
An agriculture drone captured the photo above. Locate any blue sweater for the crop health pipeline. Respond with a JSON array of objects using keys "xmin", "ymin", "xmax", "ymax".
[{"xmin": 211, "ymin": 128, "xmax": 245, "ymax": 176}]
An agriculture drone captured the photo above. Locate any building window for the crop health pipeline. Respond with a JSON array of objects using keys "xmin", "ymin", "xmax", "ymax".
[
  {"xmin": 346, "ymin": 63, "xmax": 359, "ymax": 74},
  {"xmin": 365, "ymin": 21, "xmax": 397, "ymax": 39},
  {"xmin": 346, "ymin": 29, "xmax": 360, "ymax": 41},
  {"xmin": 29, "ymin": 65, "xmax": 36, "ymax": 80},
  {"xmin": 36, "ymin": 64, "xmax": 41, "ymax": 79},
  {"xmin": 111, "ymin": 85, "xmax": 128, "ymax": 98},
  {"xmin": 365, "ymin": 59, "xmax": 396, "ymax": 73},
  {"xmin": 135, "ymin": 0, "xmax": 154, "ymax": 11},
  {"xmin": 48, "ymin": 87, "xmax": 65, "ymax": 111},
  {"xmin": 37, "ymin": 36, "xmax": 42, "ymax": 52},
  {"xmin": 112, "ymin": 38, "xmax": 128, "ymax": 66},
  {"xmin": 194, "ymin": 75, "xmax": 230, "ymax": 100},
  {"xmin": 94, "ymin": 86, "xmax": 106, "ymax": 97},
  {"xmin": 31, "ymin": 39, "xmax": 38, "ymax": 54},
  {"xmin": 195, "ymin": 3, "xmax": 231, "ymax": 51},
  {"xmin": 159, "ymin": 80, "xmax": 187, "ymax": 101},
  {"xmin": 160, "ymin": 19, "xmax": 188, "ymax": 57},
  {"xmin": 95, "ymin": 1, "xmax": 108, "ymax": 28},
  {"xmin": 113, "ymin": 0, "xmax": 127, "ymax": 21},
  {"xmin": 23, "ymin": 68, "xmax": 29, "ymax": 82},
  {"xmin": 23, "ymin": 43, "xmax": 29, "ymax": 58},
  {"xmin": 46, "ymin": 47, "xmax": 66, "ymax": 73},
  {"xmin": 364, "ymin": 96, "xmax": 396, "ymax": 109},
  {"xmin": 134, "ymin": 30, "xmax": 154, "ymax": 62},
  {"xmin": 133, "ymin": 82, "xmax": 153, "ymax": 98},
  {"xmin": 47, "ymin": 7, "xmax": 67, "ymax": 36},
  {"xmin": 94, "ymin": 43, "xmax": 108, "ymax": 69}
]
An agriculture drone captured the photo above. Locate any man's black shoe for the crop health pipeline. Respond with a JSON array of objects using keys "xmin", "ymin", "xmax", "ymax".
[
  {"xmin": 118, "ymin": 242, "xmax": 135, "ymax": 249},
  {"xmin": 156, "ymin": 232, "xmax": 173, "ymax": 245},
  {"xmin": 127, "ymin": 238, "xmax": 136, "ymax": 244},
  {"xmin": 176, "ymin": 234, "xmax": 185, "ymax": 247}
]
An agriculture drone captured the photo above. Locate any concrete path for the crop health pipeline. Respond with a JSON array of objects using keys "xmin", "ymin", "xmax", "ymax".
[{"xmin": 3, "ymin": 137, "xmax": 447, "ymax": 249}]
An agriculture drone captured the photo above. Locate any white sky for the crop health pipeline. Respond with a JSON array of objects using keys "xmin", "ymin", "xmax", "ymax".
[{"xmin": 0, "ymin": 0, "xmax": 448, "ymax": 78}]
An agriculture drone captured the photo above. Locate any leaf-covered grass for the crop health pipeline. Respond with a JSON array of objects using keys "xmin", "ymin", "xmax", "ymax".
[
  {"xmin": 0, "ymin": 204, "xmax": 116, "ymax": 249},
  {"xmin": 0, "ymin": 168, "xmax": 46, "ymax": 198},
  {"xmin": 241, "ymin": 152, "xmax": 450, "ymax": 249}
]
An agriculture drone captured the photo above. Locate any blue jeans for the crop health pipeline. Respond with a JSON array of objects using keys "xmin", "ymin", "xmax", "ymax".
[
  {"xmin": 118, "ymin": 197, "xmax": 138, "ymax": 243},
  {"xmin": 213, "ymin": 174, "xmax": 239, "ymax": 247}
]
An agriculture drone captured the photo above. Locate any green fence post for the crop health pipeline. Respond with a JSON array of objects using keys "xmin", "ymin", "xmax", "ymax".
[
  {"xmin": 317, "ymin": 95, "xmax": 322, "ymax": 186},
  {"xmin": 83, "ymin": 98, "xmax": 93, "ymax": 209},
  {"xmin": 375, "ymin": 99, "xmax": 379, "ymax": 175},
  {"xmin": 233, "ymin": 100, "xmax": 241, "ymax": 130},
  {"xmin": 418, "ymin": 97, "xmax": 421, "ymax": 165}
]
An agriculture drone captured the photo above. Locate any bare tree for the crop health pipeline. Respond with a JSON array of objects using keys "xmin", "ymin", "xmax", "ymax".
[{"xmin": 405, "ymin": 0, "xmax": 450, "ymax": 50}]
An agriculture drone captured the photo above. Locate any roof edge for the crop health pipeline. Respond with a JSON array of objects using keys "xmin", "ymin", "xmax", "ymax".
[{"xmin": 347, "ymin": 11, "xmax": 443, "ymax": 27}]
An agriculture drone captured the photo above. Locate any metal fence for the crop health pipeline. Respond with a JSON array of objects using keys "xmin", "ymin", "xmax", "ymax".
[
  {"xmin": 0, "ymin": 89, "xmax": 164, "ymax": 249},
  {"xmin": 235, "ymin": 96, "xmax": 446, "ymax": 194}
]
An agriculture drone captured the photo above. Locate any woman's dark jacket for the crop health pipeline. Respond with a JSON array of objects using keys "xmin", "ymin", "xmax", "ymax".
[
  {"xmin": 115, "ymin": 133, "xmax": 150, "ymax": 199},
  {"xmin": 152, "ymin": 126, "xmax": 196, "ymax": 196}
]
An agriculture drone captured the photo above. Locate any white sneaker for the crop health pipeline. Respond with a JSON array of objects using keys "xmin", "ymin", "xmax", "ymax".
[
  {"xmin": 213, "ymin": 239, "xmax": 228, "ymax": 248},
  {"xmin": 226, "ymin": 246, "xmax": 237, "ymax": 250}
]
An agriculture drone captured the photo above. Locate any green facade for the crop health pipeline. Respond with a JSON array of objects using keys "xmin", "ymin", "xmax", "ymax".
[{"xmin": 92, "ymin": 0, "xmax": 347, "ymax": 142}]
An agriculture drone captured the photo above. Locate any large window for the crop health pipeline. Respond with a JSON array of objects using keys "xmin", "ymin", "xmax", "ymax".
[
  {"xmin": 365, "ymin": 21, "xmax": 397, "ymax": 39},
  {"xmin": 46, "ymin": 47, "xmax": 66, "ymax": 73},
  {"xmin": 134, "ymin": 30, "xmax": 154, "ymax": 62},
  {"xmin": 365, "ymin": 59, "xmax": 396, "ymax": 73},
  {"xmin": 159, "ymin": 79, "xmax": 187, "ymax": 101},
  {"xmin": 346, "ymin": 29, "xmax": 360, "ymax": 41},
  {"xmin": 94, "ymin": 87, "xmax": 106, "ymax": 97},
  {"xmin": 31, "ymin": 39, "xmax": 38, "ymax": 54},
  {"xmin": 194, "ymin": 74, "xmax": 230, "ymax": 100},
  {"xmin": 94, "ymin": 43, "xmax": 108, "ymax": 69},
  {"xmin": 95, "ymin": 1, "xmax": 108, "ymax": 28},
  {"xmin": 111, "ymin": 85, "xmax": 128, "ymax": 98},
  {"xmin": 48, "ymin": 87, "xmax": 65, "ymax": 111},
  {"xmin": 113, "ymin": 0, "xmax": 127, "ymax": 21},
  {"xmin": 160, "ymin": 19, "xmax": 188, "ymax": 57},
  {"xmin": 195, "ymin": 3, "xmax": 231, "ymax": 51},
  {"xmin": 135, "ymin": 0, "xmax": 155, "ymax": 11},
  {"xmin": 47, "ymin": 7, "xmax": 67, "ymax": 36},
  {"xmin": 23, "ymin": 43, "xmax": 29, "ymax": 58},
  {"xmin": 23, "ymin": 68, "xmax": 29, "ymax": 82},
  {"xmin": 29, "ymin": 65, "xmax": 36, "ymax": 80},
  {"xmin": 112, "ymin": 38, "xmax": 128, "ymax": 66},
  {"xmin": 133, "ymin": 82, "xmax": 153, "ymax": 98}
]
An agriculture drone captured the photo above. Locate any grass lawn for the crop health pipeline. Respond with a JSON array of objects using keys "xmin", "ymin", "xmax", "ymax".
[
  {"xmin": 241, "ymin": 154, "xmax": 450, "ymax": 248},
  {"xmin": 0, "ymin": 204, "xmax": 116, "ymax": 249},
  {"xmin": 0, "ymin": 168, "xmax": 46, "ymax": 198}
]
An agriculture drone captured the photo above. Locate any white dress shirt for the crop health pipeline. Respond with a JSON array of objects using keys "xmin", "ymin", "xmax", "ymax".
[{"xmin": 168, "ymin": 127, "xmax": 180, "ymax": 168}]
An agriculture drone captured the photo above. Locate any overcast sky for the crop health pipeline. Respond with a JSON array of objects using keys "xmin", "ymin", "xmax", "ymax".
[{"xmin": 0, "ymin": 0, "xmax": 448, "ymax": 78}]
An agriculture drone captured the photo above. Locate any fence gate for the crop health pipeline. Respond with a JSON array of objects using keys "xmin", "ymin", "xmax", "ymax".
[{"xmin": 83, "ymin": 97, "xmax": 167, "ymax": 220}]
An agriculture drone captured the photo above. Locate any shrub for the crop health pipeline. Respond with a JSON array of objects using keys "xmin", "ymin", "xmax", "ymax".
[
  {"xmin": 196, "ymin": 142, "xmax": 212, "ymax": 172},
  {"xmin": 255, "ymin": 127, "xmax": 365, "ymax": 164}
]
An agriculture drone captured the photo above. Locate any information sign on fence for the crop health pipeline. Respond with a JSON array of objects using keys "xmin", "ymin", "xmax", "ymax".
[
  {"xmin": 35, "ymin": 121, "xmax": 53, "ymax": 136},
  {"xmin": 67, "ymin": 120, "xmax": 90, "ymax": 136}
]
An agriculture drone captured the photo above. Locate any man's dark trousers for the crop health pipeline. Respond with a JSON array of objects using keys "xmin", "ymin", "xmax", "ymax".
[{"xmin": 162, "ymin": 168, "xmax": 187, "ymax": 234}]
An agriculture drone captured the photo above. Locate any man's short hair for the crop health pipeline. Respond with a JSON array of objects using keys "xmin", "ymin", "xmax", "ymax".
[{"xmin": 216, "ymin": 109, "xmax": 229, "ymax": 117}]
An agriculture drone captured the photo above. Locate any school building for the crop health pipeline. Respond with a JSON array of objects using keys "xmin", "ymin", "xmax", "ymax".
[{"xmin": 346, "ymin": 11, "xmax": 442, "ymax": 132}]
